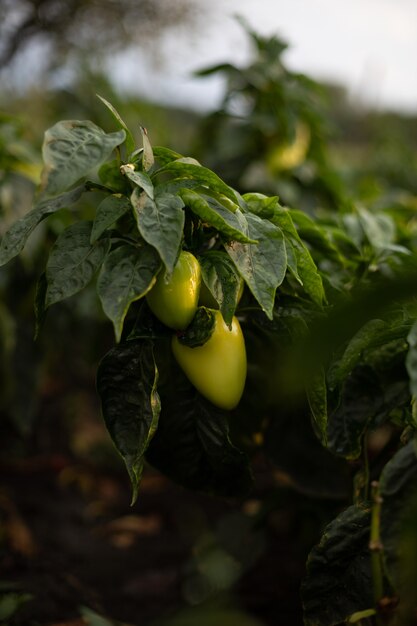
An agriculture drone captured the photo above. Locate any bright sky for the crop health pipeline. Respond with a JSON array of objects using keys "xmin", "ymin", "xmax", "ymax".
[{"xmin": 110, "ymin": 0, "xmax": 417, "ymax": 113}]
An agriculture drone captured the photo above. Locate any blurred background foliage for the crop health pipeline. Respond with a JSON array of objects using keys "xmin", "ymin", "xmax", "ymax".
[{"xmin": 1, "ymin": 7, "xmax": 417, "ymax": 626}]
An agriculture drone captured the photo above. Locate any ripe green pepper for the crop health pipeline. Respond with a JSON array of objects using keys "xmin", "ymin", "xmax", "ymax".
[
  {"xmin": 146, "ymin": 250, "xmax": 201, "ymax": 330},
  {"xmin": 171, "ymin": 309, "xmax": 247, "ymax": 410}
]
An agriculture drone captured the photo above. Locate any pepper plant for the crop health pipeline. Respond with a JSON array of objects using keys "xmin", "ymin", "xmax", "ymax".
[{"xmin": 1, "ymin": 97, "xmax": 417, "ymax": 626}]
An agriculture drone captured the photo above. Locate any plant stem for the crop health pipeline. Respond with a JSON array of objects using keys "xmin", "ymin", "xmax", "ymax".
[{"xmin": 369, "ymin": 480, "xmax": 384, "ymax": 624}]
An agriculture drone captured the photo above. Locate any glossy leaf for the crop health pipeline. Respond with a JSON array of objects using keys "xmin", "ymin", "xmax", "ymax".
[
  {"xmin": 180, "ymin": 189, "xmax": 256, "ymax": 244},
  {"xmin": 226, "ymin": 212, "xmax": 287, "ymax": 319},
  {"xmin": 45, "ymin": 221, "xmax": 109, "ymax": 307},
  {"xmin": 96, "ymin": 94, "xmax": 135, "ymax": 156},
  {"xmin": 155, "ymin": 160, "xmax": 239, "ymax": 203},
  {"xmin": 97, "ymin": 339, "xmax": 160, "ymax": 504},
  {"xmin": 90, "ymin": 194, "xmax": 131, "ymax": 243},
  {"xmin": 152, "ymin": 146, "xmax": 183, "ymax": 167},
  {"xmin": 97, "ymin": 243, "xmax": 161, "ymax": 342},
  {"xmin": 242, "ymin": 192, "xmax": 279, "ymax": 219},
  {"xmin": 121, "ymin": 166, "xmax": 154, "ymax": 199},
  {"xmin": 0, "ymin": 185, "xmax": 85, "ymax": 267},
  {"xmin": 302, "ymin": 505, "xmax": 373, "ymax": 626},
  {"xmin": 41, "ymin": 120, "xmax": 125, "ymax": 196},
  {"xmin": 199, "ymin": 251, "xmax": 242, "ymax": 327},
  {"xmin": 271, "ymin": 207, "xmax": 325, "ymax": 305},
  {"xmin": 177, "ymin": 307, "xmax": 215, "ymax": 348},
  {"xmin": 131, "ymin": 188, "xmax": 185, "ymax": 275}
]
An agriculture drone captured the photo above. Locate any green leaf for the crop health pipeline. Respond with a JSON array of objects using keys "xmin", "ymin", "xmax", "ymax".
[
  {"xmin": 226, "ymin": 212, "xmax": 287, "ymax": 319},
  {"xmin": 97, "ymin": 339, "xmax": 160, "ymax": 504},
  {"xmin": 41, "ymin": 120, "xmax": 125, "ymax": 196},
  {"xmin": 96, "ymin": 94, "xmax": 135, "ymax": 155},
  {"xmin": 406, "ymin": 320, "xmax": 417, "ymax": 397},
  {"xmin": 97, "ymin": 243, "xmax": 161, "ymax": 342},
  {"xmin": 98, "ymin": 160, "xmax": 130, "ymax": 194},
  {"xmin": 242, "ymin": 192, "xmax": 279, "ymax": 219},
  {"xmin": 302, "ymin": 505, "xmax": 373, "ymax": 626},
  {"xmin": 328, "ymin": 320, "xmax": 387, "ymax": 391},
  {"xmin": 328, "ymin": 366, "xmax": 384, "ymax": 459},
  {"xmin": 140, "ymin": 126, "xmax": 154, "ymax": 171},
  {"xmin": 199, "ymin": 251, "xmax": 242, "ymax": 327},
  {"xmin": 45, "ymin": 221, "xmax": 109, "ymax": 307},
  {"xmin": 90, "ymin": 194, "xmax": 131, "ymax": 243},
  {"xmin": 284, "ymin": 239, "xmax": 302, "ymax": 284},
  {"xmin": 358, "ymin": 208, "xmax": 395, "ymax": 249},
  {"xmin": 380, "ymin": 442, "xmax": 417, "ymax": 591},
  {"xmin": 154, "ymin": 160, "xmax": 238, "ymax": 204},
  {"xmin": 0, "ymin": 592, "xmax": 33, "ymax": 621},
  {"xmin": 0, "ymin": 185, "xmax": 85, "ymax": 267},
  {"xmin": 327, "ymin": 364, "xmax": 410, "ymax": 459},
  {"xmin": 271, "ymin": 207, "xmax": 325, "ymax": 305},
  {"xmin": 131, "ymin": 189, "xmax": 185, "ymax": 275},
  {"xmin": 306, "ymin": 368, "xmax": 328, "ymax": 446},
  {"xmin": 177, "ymin": 307, "xmax": 215, "ymax": 347},
  {"xmin": 146, "ymin": 345, "xmax": 252, "ymax": 497},
  {"xmin": 291, "ymin": 210, "xmax": 344, "ymax": 264},
  {"xmin": 121, "ymin": 165, "xmax": 154, "ymax": 199},
  {"xmin": 180, "ymin": 189, "xmax": 256, "ymax": 244},
  {"xmin": 152, "ymin": 146, "xmax": 183, "ymax": 167},
  {"xmin": 347, "ymin": 609, "xmax": 377, "ymax": 623}
]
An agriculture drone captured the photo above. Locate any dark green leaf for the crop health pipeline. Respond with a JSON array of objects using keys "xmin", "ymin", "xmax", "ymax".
[
  {"xmin": 41, "ymin": 120, "xmax": 125, "ymax": 196},
  {"xmin": 380, "ymin": 442, "xmax": 417, "ymax": 590},
  {"xmin": 45, "ymin": 221, "xmax": 109, "ymax": 307},
  {"xmin": 264, "ymin": 403, "xmax": 349, "ymax": 499},
  {"xmin": 90, "ymin": 194, "xmax": 131, "ymax": 243},
  {"xmin": 271, "ymin": 207, "xmax": 325, "ymax": 305},
  {"xmin": 328, "ymin": 320, "xmax": 387, "ymax": 391},
  {"xmin": 96, "ymin": 94, "xmax": 135, "ymax": 156},
  {"xmin": 177, "ymin": 307, "xmax": 215, "ymax": 347},
  {"xmin": 147, "ymin": 346, "xmax": 252, "ymax": 497},
  {"xmin": 306, "ymin": 368, "xmax": 328, "ymax": 446},
  {"xmin": 131, "ymin": 189, "xmax": 185, "ymax": 275},
  {"xmin": 121, "ymin": 165, "xmax": 154, "ymax": 199},
  {"xmin": 97, "ymin": 243, "xmax": 161, "ymax": 342},
  {"xmin": 327, "ymin": 365, "xmax": 409, "ymax": 459},
  {"xmin": 226, "ymin": 212, "xmax": 287, "ymax": 319},
  {"xmin": 0, "ymin": 185, "xmax": 85, "ymax": 267},
  {"xmin": 406, "ymin": 321, "xmax": 417, "ymax": 397},
  {"xmin": 154, "ymin": 160, "xmax": 238, "ymax": 204},
  {"xmin": 291, "ymin": 210, "xmax": 344, "ymax": 264},
  {"xmin": 302, "ymin": 505, "xmax": 373, "ymax": 626},
  {"xmin": 180, "ymin": 189, "xmax": 256, "ymax": 244},
  {"xmin": 327, "ymin": 366, "xmax": 384, "ymax": 459},
  {"xmin": 199, "ymin": 251, "xmax": 242, "ymax": 327},
  {"xmin": 97, "ymin": 339, "xmax": 160, "ymax": 504}
]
